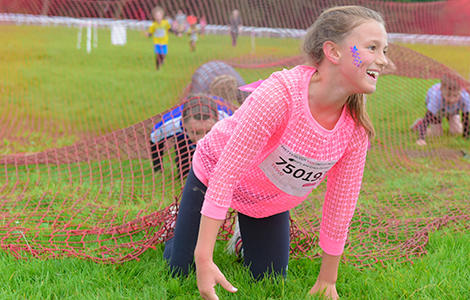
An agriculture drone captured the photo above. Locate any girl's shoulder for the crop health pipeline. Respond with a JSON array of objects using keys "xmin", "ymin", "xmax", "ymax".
[
  {"xmin": 461, "ymin": 88, "xmax": 470, "ymax": 99},
  {"xmin": 426, "ymin": 83, "xmax": 442, "ymax": 100},
  {"xmin": 428, "ymin": 83, "xmax": 441, "ymax": 93},
  {"xmin": 270, "ymin": 65, "xmax": 315, "ymax": 85},
  {"xmin": 269, "ymin": 65, "xmax": 315, "ymax": 103},
  {"xmin": 242, "ymin": 65, "xmax": 314, "ymax": 107}
]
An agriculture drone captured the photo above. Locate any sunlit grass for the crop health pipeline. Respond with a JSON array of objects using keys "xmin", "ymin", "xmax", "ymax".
[{"xmin": 0, "ymin": 24, "xmax": 469, "ymax": 298}]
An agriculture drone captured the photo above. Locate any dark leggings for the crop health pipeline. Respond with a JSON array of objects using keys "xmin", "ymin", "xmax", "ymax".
[{"xmin": 163, "ymin": 168, "xmax": 290, "ymax": 279}]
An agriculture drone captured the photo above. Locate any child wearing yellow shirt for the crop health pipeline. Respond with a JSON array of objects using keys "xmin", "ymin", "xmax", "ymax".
[{"xmin": 147, "ymin": 6, "xmax": 171, "ymax": 70}]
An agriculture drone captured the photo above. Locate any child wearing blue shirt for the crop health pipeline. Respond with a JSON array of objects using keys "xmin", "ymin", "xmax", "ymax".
[
  {"xmin": 411, "ymin": 74, "xmax": 470, "ymax": 145},
  {"xmin": 150, "ymin": 95, "xmax": 232, "ymax": 178}
]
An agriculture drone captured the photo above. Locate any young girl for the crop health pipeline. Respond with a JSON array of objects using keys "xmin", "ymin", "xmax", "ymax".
[
  {"xmin": 163, "ymin": 5, "xmax": 389, "ymax": 299},
  {"xmin": 229, "ymin": 9, "xmax": 242, "ymax": 47},
  {"xmin": 150, "ymin": 95, "xmax": 232, "ymax": 179},
  {"xmin": 199, "ymin": 15, "xmax": 207, "ymax": 36},
  {"xmin": 174, "ymin": 9, "xmax": 187, "ymax": 37},
  {"xmin": 147, "ymin": 6, "xmax": 171, "ymax": 70},
  {"xmin": 187, "ymin": 22, "xmax": 199, "ymax": 52},
  {"xmin": 411, "ymin": 73, "xmax": 470, "ymax": 145}
]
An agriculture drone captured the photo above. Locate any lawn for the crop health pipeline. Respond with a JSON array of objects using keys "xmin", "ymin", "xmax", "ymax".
[{"xmin": 0, "ymin": 24, "xmax": 469, "ymax": 299}]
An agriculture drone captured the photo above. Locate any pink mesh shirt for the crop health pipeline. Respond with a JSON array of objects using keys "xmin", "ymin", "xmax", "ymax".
[{"xmin": 192, "ymin": 65, "xmax": 369, "ymax": 255}]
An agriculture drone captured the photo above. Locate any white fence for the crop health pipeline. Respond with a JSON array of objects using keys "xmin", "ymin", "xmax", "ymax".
[{"xmin": 2, "ymin": 13, "xmax": 470, "ymax": 46}]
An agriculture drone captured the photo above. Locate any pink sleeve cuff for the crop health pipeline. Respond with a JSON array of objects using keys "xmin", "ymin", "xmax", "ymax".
[
  {"xmin": 201, "ymin": 199, "xmax": 229, "ymax": 220},
  {"xmin": 319, "ymin": 231, "xmax": 346, "ymax": 256}
]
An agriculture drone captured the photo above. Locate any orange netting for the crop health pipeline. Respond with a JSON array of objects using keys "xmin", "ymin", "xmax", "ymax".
[{"xmin": 1, "ymin": 0, "xmax": 469, "ymax": 267}]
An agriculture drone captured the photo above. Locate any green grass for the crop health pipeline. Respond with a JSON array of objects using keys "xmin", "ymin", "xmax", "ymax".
[
  {"xmin": 0, "ymin": 228, "xmax": 468, "ymax": 299},
  {"xmin": 1, "ymin": 24, "xmax": 470, "ymax": 298},
  {"xmin": 0, "ymin": 25, "xmax": 298, "ymax": 141}
]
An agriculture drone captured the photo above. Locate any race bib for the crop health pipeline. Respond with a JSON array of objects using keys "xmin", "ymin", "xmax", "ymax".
[
  {"xmin": 258, "ymin": 144, "xmax": 337, "ymax": 197},
  {"xmin": 154, "ymin": 29, "xmax": 165, "ymax": 38}
]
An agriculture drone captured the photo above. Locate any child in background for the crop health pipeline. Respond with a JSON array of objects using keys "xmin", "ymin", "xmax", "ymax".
[
  {"xmin": 150, "ymin": 95, "xmax": 232, "ymax": 179},
  {"xmin": 163, "ymin": 5, "xmax": 389, "ymax": 300},
  {"xmin": 189, "ymin": 61, "xmax": 248, "ymax": 105},
  {"xmin": 187, "ymin": 22, "xmax": 199, "ymax": 52},
  {"xmin": 199, "ymin": 16, "xmax": 207, "ymax": 36},
  {"xmin": 411, "ymin": 73, "xmax": 470, "ymax": 145},
  {"xmin": 229, "ymin": 9, "xmax": 242, "ymax": 47},
  {"xmin": 147, "ymin": 6, "xmax": 171, "ymax": 70},
  {"xmin": 174, "ymin": 9, "xmax": 187, "ymax": 37}
]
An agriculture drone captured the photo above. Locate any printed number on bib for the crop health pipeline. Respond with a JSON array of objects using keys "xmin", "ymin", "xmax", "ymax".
[{"xmin": 259, "ymin": 144, "xmax": 336, "ymax": 197}]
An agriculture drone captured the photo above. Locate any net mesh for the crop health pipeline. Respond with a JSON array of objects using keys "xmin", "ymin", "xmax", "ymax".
[{"xmin": 1, "ymin": 0, "xmax": 469, "ymax": 266}]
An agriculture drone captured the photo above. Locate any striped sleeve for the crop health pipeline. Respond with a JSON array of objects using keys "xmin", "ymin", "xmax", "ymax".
[{"xmin": 150, "ymin": 106, "xmax": 183, "ymax": 143}]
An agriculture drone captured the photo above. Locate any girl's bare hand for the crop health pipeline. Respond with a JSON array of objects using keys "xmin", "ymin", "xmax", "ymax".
[
  {"xmin": 308, "ymin": 279, "xmax": 339, "ymax": 300},
  {"xmin": 196, "ymin": 260, "xmax": 237, "ymax": 300}
]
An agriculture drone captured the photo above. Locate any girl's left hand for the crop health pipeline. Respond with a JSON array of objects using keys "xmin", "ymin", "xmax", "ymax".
[{"xmin": 308, "ymin": 279, "xmax": 339, "ymax": 299}]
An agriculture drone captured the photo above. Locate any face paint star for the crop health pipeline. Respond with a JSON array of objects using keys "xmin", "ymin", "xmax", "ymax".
[{"xmin": 350, "ymin": 45, "xmax": 361, "ymax": 67}]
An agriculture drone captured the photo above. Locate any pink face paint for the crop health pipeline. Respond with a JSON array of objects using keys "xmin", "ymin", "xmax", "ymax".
[{"xmin": 350, "ymin": 45, "xmax": 362, "ymax": 67}]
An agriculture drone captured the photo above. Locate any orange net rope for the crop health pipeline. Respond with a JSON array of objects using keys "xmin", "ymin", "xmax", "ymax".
[{"xmin": 1, "ymin": 0, "xmax": 469, "ymax": 266}]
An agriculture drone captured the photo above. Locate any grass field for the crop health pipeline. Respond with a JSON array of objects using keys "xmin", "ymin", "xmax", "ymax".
[{"xmin": 1, "ymin": 24, "xmax": 470, "ymax": 299}]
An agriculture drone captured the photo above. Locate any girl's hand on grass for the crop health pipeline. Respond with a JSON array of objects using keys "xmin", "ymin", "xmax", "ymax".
[
  {"xmin": 196, "ymin": 260, "xmax": 237, "ymax": 300},
  {"xmin": 308, "ymin": 279, "xmax": 339, "ymax": 299},
  {"xmin": 416, "ymin": 139, "xmax": 427, "ymax": 146}
]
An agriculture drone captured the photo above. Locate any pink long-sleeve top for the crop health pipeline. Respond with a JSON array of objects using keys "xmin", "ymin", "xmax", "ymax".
[{"xmin": 192, "ymin": 65, "xmax": 369, "ymax": 255}]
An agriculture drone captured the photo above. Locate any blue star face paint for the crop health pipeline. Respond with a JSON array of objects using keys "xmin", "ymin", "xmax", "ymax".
[{"xmin": 350, "ymin": 45, "xmax": 362, "ymax": 67}]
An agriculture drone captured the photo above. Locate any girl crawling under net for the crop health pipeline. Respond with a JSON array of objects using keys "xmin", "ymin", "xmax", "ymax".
[
  {"xmin": 189, "ymin": 60, "xmax": 249, "ymax": 106},
  {"xmin": 410, "ymin": 73, "xmax": 470, "ymax": 145},
  {"xmin": 163, "ymin": 5, "xmax": 389, "ymax": 300},
  {"xmin": 150, "ymin": 95, "xmax": 232, "ymax": 180}
]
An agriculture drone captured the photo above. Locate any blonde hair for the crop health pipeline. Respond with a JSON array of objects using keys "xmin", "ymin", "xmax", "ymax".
[
  {"xmin": 182, "ymin": 94, "xmax": 219, "ymax": 123},
  {"xmin": 209, "ymin": 75, "xmax": 241, "ymax": 105},
  {"xmin": 151, "ymin": 6, "xmax": 164, "ymax": 18},
  {"xmin": 303, "ymin": 5, "xmax": 385, "ymax": 139},
  {"xmin": 441, "ymin": 73, "xmax": 460, "ymax": 91}
]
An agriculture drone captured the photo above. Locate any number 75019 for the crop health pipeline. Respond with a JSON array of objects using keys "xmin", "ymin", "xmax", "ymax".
[{"xmin": 275, "ymin": 157, "xmax": 323, "ymax": 182}]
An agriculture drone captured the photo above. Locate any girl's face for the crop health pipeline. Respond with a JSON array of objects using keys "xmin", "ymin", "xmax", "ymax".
[
  {"xmin": 441, "ymin": 85, "xmax": 460, "ymax": 104},
  {"xmin": 184, "ymin": 117, "xmax": 217, "ymax": 143},
  {"xmin": 153, "ymin": 10, "xmax": 163, "ymax": 22},
  {"xmin": 338, "ymin": 20, "xmax": 388, "ymax": 94}
]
